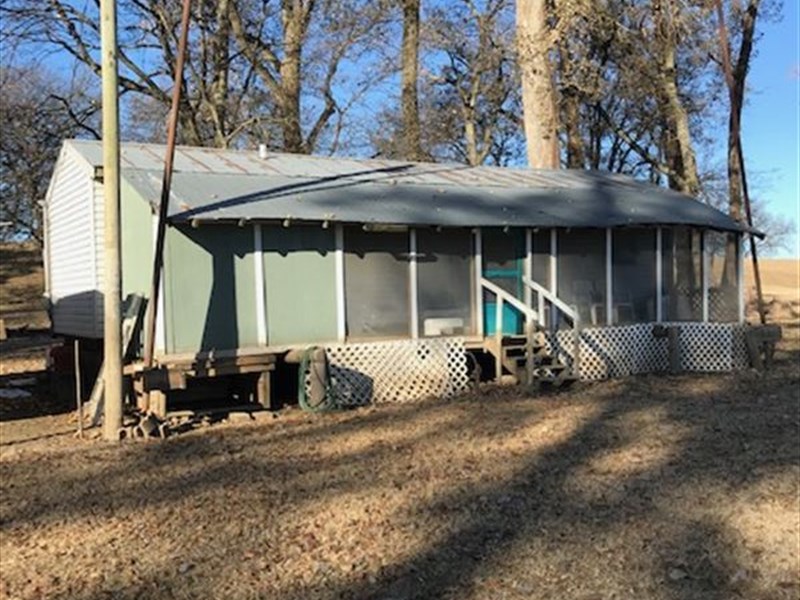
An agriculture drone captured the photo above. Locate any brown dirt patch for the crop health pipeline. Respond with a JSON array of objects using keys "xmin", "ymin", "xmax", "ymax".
[{"xmin": 1, "ymin": 339, "xmax": 798, "ymax": 599}]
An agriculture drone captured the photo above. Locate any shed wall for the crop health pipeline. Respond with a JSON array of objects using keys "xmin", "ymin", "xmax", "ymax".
[
  {"xmin": 262, "ymin": 225, "xmax": 337, "ymax": 345},
  {"xmin": 163, "ymin": 224, "xmax": 258, "ymax": 353},
  {"xmin": 120, "ymin": 178, "xmax": 153, "ymax": 301},
  {"xmin": 47, "ymin": 147, "xmax": 100, "ymax": 338}
]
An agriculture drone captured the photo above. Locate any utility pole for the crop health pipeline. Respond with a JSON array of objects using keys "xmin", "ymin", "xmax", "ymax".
[{"xmin": 100, "ymin": 0, "xmax": 123, "ymax": 440}]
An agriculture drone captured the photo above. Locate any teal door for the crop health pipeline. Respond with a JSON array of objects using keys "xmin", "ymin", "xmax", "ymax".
[{"xmin": 482, "ymin": 229, "xmax": 525, "ymax": 335}]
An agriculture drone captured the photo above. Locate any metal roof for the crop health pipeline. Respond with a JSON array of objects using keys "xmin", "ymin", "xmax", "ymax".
[{"xmin": 65, "ymin": 139, "xmax": 754, "ymax": 234}]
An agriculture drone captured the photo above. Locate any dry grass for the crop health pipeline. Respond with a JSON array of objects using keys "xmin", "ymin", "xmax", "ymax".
[
  {"xmin": 745, "ymin": 258, "xmax": 800, "ymax": 323},
  {"xmin": 0, "ymin": 248, "xmax": 798, "ymax": 599},
  {"xmin": 0, "ymin": 243, "xmax": 49, "ymax": 330},
  {"xmin": 0, "ymin": 339, "xmax": 798, "ymax": 600}
]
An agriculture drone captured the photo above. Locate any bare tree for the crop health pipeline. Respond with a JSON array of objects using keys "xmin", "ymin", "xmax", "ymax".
[
  {"xmin": 0, "ymin": 63, "xmax": 99, "ymax": 245},
  {"xmin": 424, "ymin": 0, "xmax": 520, "ymax": 165},
  {"xmin": 516, "ymin": 0, "xmax": 559, "ymax": 168},
  {"xmin": 2, "ymin": 0, "xmax": 391, "ymax": 152},
  {"xmin": 399, "ymin": 0, "xmax": 424, "ymax": 160},
  {"xmin": 713, "ymin": 0, "xmax": 763, "ymax": 283},
  {"xmin": 229, "ymin": 0, "xmax": 391, "ymax": 153}
]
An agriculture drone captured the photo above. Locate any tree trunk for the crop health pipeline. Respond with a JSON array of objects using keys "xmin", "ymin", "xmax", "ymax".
[
  {"xmin": 721, "ymin": 0, "xmax": 759, "ymax": 285},
  {"xmin": 279, "ymin": 0, "xmax": 308, "ymax": 153},
  {"xmin": 563, "ymin": 90, "xmax": 585, "ymax": 168},
  {"xmin": 400, "ymin": 0, "xmax": 423, "ymax": 161},
  {"xmin": 516, "ymin": 0, "xmax": 559, "ymax": 169},
  {"xmin": 653, "ymin": 0, "xmax": 700, "ymax": 196}
]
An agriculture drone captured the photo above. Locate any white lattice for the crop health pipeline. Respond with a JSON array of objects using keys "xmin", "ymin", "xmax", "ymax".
[
  {"xmin": 544, "ymin": 322, "xmax": 748, "ymax": 380},
  {"xmin": 324, "ymin": 338, "xmax": 470, "ymax": 405}
]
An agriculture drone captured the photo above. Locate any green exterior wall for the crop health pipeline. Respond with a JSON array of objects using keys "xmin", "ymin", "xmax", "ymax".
[
  {"xmin": 120, "ymin": 178, "xmax": 153, "ymax": 300},
  {"xmin": 262, "ymin": 225, "xmax": 337, "ymax": 345},
  {"xmin": 164, "ymin": 224, "xmax": 258, "ymax": 353}
]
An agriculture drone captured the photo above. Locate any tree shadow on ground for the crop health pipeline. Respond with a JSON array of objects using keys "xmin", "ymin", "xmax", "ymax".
[{"xmin": 1, "ymin": 344, "xmax": 798, "ymax": 600}]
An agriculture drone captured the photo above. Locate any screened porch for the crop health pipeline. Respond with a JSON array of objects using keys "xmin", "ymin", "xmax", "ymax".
[{"xmin": 338, "ymin": 224, "xmax": 744, "ymax": 343}]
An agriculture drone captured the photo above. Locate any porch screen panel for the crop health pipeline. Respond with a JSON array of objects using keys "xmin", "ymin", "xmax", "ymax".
[
  {"xmin": 531, "ymin": 229, "xmax": 552, "ymax": 326},
  {"xmin": 482, "ymin": 228, "xmax": 524, "ymax": 297},
  {"xmin": 416, "ymin": 228, "xmax": 474, "ymax": 336},
  {"xmin": 557, "ymin": 229, "xmax": 607, "ymax": 326},
  {"xmin": 662, "ymin": 227, "xmax": 703, "ymax": 321},
  {"xmin": 344, "ymin": 228, "xmax": 410, "ymax": 338},
  {"xmin": 612, "ymin": 229, "xmax": 656, "ymax": 324},
  {"xmin": 531, "ymin": 230, "xmax": 550, "ymax": 287},
  {"xmin": 705, "ymin": 230, "xmax": 738, "ymax": 322}
]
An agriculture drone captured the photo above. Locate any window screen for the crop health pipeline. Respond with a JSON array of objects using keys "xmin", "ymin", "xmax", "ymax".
[
  {"xmin": 531, "ymin": 229, "xmax": 553, "ymax": 327},
  {"xmin": 612, "ymin": 229, "xmax": 656, "ymax": 324},
  {"xmin": 416, "ymin": 228, "xmax": 474, "ymax": 336},
  {"xmin": 344, "ymin": 228, "xmax": 410, "ymax": 338},
  {"xmin": 662, "ymin": 227, "xmax": 703, "ymax": 321},
  {"xmin": 558, "ymin": 229, "xmax": 607, "ymax": 326},
  {"xmin": 706, "ymin": 230, "xmax": 738, "ymax": 322}
]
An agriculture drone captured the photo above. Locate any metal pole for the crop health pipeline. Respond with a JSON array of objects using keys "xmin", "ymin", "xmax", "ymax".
[
  {"xmin": 100, "ymin": 0, "xmax": 123, "ymax": 441},
  {"xmin": 74, "ymin": 339, "xmax": 83, "ymax": 439},
  {"xmin": 143, "ymin": 0, "xmax": 193, "ymax": 367}
]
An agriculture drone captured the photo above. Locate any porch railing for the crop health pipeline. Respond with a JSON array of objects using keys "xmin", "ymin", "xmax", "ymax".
[
  {"xmin": 522, "ymin": 276, "xmax": 581, "ymax": 377},
  {"xmin": 479, "ymin": 277, "xmax": 581, "ymax": 380}
]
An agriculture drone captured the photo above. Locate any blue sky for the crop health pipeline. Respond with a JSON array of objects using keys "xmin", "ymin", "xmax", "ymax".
[{"xmin": 742, "ymin": 0, "xmax": 800, "ymax": 257}]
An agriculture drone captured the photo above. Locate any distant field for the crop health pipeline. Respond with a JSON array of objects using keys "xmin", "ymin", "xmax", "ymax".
[{"xmin": 744, "ymin": 258, "xmax": 800, "ymax": 324}]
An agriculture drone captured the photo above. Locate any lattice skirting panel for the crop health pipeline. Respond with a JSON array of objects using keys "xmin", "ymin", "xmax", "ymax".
[
  {"xmin": 324, "ymin": 338, "xmax": 470, "ymax": 406},
  {"xmin": 547, "ymin": 322, "xmax": 749, "ymax": 380}
]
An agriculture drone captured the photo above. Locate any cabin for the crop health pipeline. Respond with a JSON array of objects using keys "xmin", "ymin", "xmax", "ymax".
[{"xmin": 44, "ymin": 139, "xmax": 755, "ymax": 415}]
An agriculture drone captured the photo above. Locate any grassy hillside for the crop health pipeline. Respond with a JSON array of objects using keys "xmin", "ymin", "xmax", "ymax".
[{"xmin": 0, "ymin": 242, "xmax": 49, "ymax": 329}]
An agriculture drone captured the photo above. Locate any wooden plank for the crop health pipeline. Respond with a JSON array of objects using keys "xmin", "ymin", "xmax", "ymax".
[
  {"xmin": 149, "ymin": 389, "xmax": 167, "ymax": 418},
  {"xmin": 157, "ymin": 346, "xmax": 279, "ymax": 364},
  {"xmin": 257, "ymin": 371, "xmax": 271, "ymax": 408}
]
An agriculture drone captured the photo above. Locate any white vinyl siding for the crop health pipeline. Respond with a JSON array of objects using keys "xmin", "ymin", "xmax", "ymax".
[{"xmin": 46, "ymin": 146, "xmax": 102, "ymax": 338}]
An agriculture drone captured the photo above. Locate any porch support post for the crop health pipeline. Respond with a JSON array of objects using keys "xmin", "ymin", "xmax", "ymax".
[
  {"xmin": 606, "ymin": 228, "xmax": 613, "ymax": 325},
  {"xmin": 549, "ymin": 229, "xmax": 557, "ymax": 293},
  {"xmin": 475, "ymin": 228, "xmax": 483, "ymax": 337},
  {"xmin": 702, "ymin": 230, "xmax": 709, "ymax": 322},
  {"xmin": 253, "ymin": 224, "xmax": 267, "ymax": 346},
  {"xmin": 550, "ymin": 229, "xmax": 557, "ymax": 328},
  {"xmin": 737, "ymin": 233, "xmax": 745, "ymax": 323},
  {"xmin": 656, "ymin": 227, "xmax": 663, "ymax": 323},
  {"xmin": 409, "ymin": 228, "xmax": 419, "ymax": 339},
  {"xmin": 335, "ymin": 225, "xmax": 346, "ymax": 342},
  {"xmin": 524, "ymin": 228, "xmax": 532, "ymax": 310}
]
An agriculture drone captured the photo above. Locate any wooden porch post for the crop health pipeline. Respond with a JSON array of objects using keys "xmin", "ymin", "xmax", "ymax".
[
  {"xmin": 702, "ymin": 230, "xmax": 710, "ymax": 322},
  {"xmin": 474, "ymin": 228, "xmax": 483, "ymax": 337},
  {"xmin": 605, "ymin": 228, "xmax": 613, "ymax": 325},
  {"xmin": 254, "ymin": 224, "xmax": 267, "ymax": 346},
  {"xmin": 409, "ymin": 228, "xmax": 419, "ymax": 339},
  {"xmin": 656, "ymin": 227, "xmax": 663, "ymax": 323},
  {"xmin": 335, "ymin": 225, "xmax": 346, "ymax": 343},
  {"xmin": 737, "ymin": 233, "xmax": 745, "ymax": 323}
]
